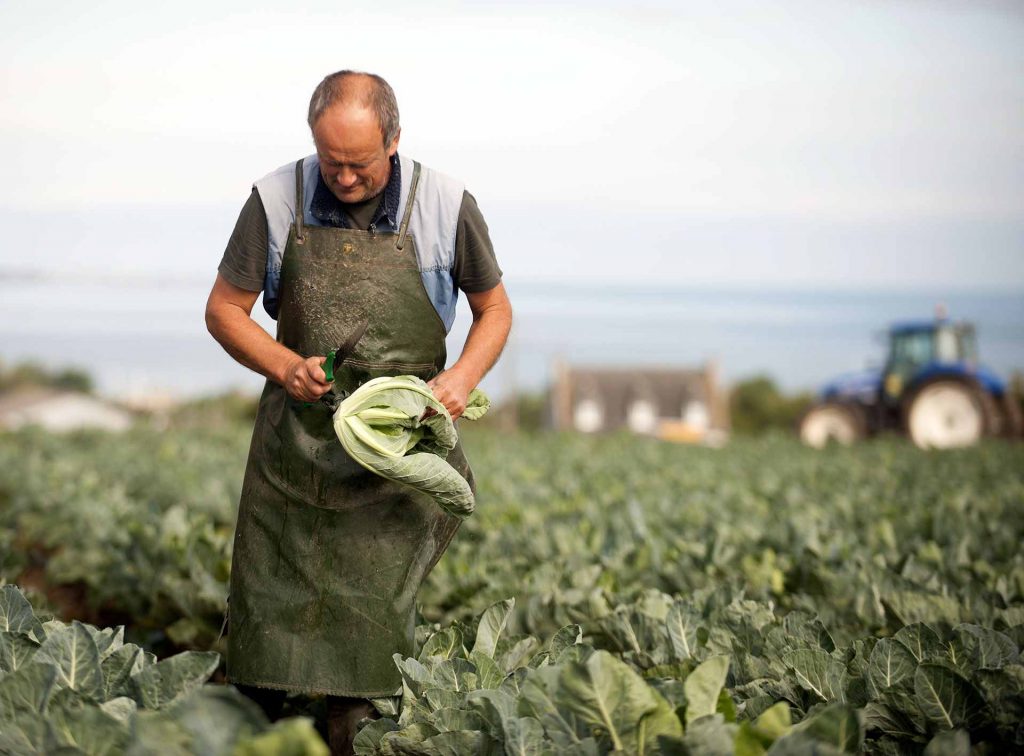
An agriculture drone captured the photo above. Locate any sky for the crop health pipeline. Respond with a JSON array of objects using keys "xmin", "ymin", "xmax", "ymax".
[{"xmin": 1, "ymin": 0, "xmax": 1022, "ymax": 289}]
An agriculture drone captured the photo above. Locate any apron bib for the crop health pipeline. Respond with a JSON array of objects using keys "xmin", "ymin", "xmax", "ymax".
[{"xmin": 227, "ymin": 160, "xmax": 472, "ymax": 697}]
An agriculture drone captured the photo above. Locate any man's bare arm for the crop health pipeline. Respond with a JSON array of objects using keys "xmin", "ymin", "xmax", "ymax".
[
  {"xmin": 204, "ymin": 274, "xmax": 332, "ymax": 402},
  {"xmin": 428, "ymin": 282, "xmax": 513, "ymax": 420}
]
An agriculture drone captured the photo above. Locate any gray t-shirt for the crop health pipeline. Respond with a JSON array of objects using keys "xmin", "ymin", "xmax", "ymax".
[{"xmin": 218, "ymin": 187, "xmax": 503, "ymax": 294}]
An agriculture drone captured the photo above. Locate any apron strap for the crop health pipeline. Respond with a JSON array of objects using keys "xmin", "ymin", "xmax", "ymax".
[
  {"xmin": 294, "ymin": 159, "xmax": 306, "ymax": 244},
  {"xmin": 396, "ymin": 161, "xmax": 421, "ymax": 251}
]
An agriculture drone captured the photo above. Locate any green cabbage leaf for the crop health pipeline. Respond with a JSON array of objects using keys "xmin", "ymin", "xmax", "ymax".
[{"xmin": 332, "ymin": 376, "xmax": 489, "ymax": 517}]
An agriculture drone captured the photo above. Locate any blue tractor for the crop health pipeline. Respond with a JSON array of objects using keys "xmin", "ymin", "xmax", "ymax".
[{"xmin": 798, "ymin": 314, "xmax": 1022, "ymax": 449}]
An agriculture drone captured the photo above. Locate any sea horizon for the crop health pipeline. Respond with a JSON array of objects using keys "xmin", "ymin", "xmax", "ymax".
[{"xmin": 2, "ymin": 273, "xmax": 1021, "ymax": 404}]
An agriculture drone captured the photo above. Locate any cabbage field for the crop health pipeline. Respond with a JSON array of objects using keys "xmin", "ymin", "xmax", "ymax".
[{"xmin": 1, "ymin": 424, "xmax": 1022, "ymax": 754}]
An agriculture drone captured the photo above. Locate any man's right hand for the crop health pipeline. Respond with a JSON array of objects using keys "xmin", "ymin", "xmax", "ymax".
[{"xmin": 283, "ymin": 355, "xmax": 333, "ymax": 401}]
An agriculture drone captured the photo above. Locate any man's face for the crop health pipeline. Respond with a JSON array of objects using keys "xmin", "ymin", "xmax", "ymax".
[{"xmin": 312, "ymin": 103, "xmax": 400, "ymax": 204}]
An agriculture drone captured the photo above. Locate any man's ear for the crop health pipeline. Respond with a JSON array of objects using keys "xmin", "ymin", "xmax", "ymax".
[{"xmin": 387, "ymin": 128, "xmax": 401, "ymax": 156}]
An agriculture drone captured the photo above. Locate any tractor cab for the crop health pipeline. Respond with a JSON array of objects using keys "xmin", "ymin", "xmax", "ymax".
[
  {"xmin": 799, "ymin": 309, "xmax": 1020, "ymax": 449},
  {"xmin": 882, "ymin": 320, "xmax": 977, "ymax": 403}
]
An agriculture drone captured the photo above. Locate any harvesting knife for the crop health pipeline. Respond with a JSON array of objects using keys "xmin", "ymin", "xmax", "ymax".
[
  {"xmin": 304, "ymin": 320, "xmax": 369, "ymax": 412},
  {"xmin": 324, "ymin": 320, "xmax": 369, "ymax": 384}
]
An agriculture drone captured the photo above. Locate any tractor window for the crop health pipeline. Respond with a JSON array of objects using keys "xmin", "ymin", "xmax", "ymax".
[{"xmin": 891, "ymin": 331, "xmax": 933, "ymax": 366}]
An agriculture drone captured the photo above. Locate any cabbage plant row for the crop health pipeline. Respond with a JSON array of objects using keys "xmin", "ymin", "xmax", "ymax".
[
  {"xmin": 0, "ymin": 426, "xmax": 1022, "ymax": 753},
  {"xmin": 0, "ymin": 585, "xmax": 327, "ymax": 754}
]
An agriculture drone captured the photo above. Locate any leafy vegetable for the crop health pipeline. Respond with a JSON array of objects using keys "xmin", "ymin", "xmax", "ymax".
[
  {"xmin": 332, "ymin": 376, "xmax": 489, "ymax": 517},
  {"xmin": 1, "ymin": 426, "xmax": 1022, "ymax": 752},
  {"xmin": 684, "ymin": 655, "xmax": 730, "ymax": 725},
  {"xmin": 0, "ymin": 585, "xmax": 327, "ymax": 755}
]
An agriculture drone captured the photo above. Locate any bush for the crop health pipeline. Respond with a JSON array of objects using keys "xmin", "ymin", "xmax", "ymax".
[
  {"xmin": 0, "ymin": 360, "xmax": 94, "ymax": 394},
  {"xmin": 729, "ymin": 375, "xmax": 812, "ymax": 435}
]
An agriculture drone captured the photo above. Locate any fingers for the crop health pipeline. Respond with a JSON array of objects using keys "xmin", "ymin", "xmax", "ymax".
[
  {"xmin": 429, "ymin": 384, "xmax": 466, "ymax": 421},
  {"xmin": 284, "ymin": 355, "xmax": 333, "ymax": 401},
  {"xmin": 288, "ymin": 381, "xmax": 330, "ymax": 403},
  {"xmin": 307, "ymin": 355, "xmax": 329, "ymax": 385},
  {"xmin": 445, "ymin": 395, "xmax": 467, "ymax": 421}
]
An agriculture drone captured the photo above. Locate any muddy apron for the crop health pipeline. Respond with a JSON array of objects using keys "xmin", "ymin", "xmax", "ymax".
[{"xmin": 227, "ymin": 160, "xmax": 472, "ymax": 697}]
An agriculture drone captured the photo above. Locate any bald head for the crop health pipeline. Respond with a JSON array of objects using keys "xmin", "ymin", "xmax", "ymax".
[{"xmin": 307, "ymin": 71, "xmax": 400, "ymax": 146}]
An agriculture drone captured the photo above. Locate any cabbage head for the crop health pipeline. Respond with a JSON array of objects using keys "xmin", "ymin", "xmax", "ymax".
[{"xmin": 332, "ymin": 375, "xmax": 489, "ymax": 517}]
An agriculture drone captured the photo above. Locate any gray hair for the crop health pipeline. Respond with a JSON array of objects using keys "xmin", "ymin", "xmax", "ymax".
[{"xmin": 307, "ymin": 70, "xmax": 401, "ymax": 145}]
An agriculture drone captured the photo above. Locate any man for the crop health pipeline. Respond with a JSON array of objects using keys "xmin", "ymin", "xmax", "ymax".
[{"xmin": 206, "ymin": 70, "xmax": 512, "ymax": 755}]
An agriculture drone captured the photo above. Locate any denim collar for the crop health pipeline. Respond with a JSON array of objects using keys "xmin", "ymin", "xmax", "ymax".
[{"xmin": 309, "ymin": 152, "xmax": 401, "ymax": 230}]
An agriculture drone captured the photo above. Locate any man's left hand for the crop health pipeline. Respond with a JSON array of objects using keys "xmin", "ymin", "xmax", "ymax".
[
  {"xmin": 427, "ymin": 282, "xmax": 512, "ymax": 422},
  {"xmin": 427, "ymin": 369, "xmax": 475, "ymax": 421}
]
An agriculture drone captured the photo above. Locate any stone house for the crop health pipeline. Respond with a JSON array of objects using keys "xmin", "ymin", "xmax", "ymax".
[{"xmin": 549, "ymin": 361, "xmax": 729, "ymax": 444}]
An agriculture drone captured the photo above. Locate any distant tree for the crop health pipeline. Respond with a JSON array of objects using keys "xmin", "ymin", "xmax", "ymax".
[
  {"xmin": 471, "ymin": 391, "xmax": 549, "ymax": 432},
  {"xmin": 729, "ymin": 375, "xmax": 813, "ymax": 435},
  {"xmin": 0, "ymin": 360, "xmax": 94, "ymax": 394},
  {"xmin": 514, "ymin": 392, "xmax": 549, "ymax": 431},
  {"xmin": 52, "ymin": 368, "xmax": 94, "ymax": 394}
]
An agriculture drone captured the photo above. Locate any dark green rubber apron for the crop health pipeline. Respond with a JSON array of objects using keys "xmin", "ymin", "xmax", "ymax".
[{"xmin": 227, "ymin": 160, "xmax": 472, "ymax": 697}]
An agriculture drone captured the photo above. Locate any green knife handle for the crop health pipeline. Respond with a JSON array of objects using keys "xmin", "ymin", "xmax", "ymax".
[{"xmin": 301, "ymin": 350, "xmax": 338, "ymax": 408}]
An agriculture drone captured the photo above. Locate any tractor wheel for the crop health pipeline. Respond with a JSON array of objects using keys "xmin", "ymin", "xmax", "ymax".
[
  {"xmin": 798, "ymin": 402, "xmax": 865, "ymax": 448},
  {"xmin": 902, "ymin": 378, "xmax": 985, "ymax": 449}
]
